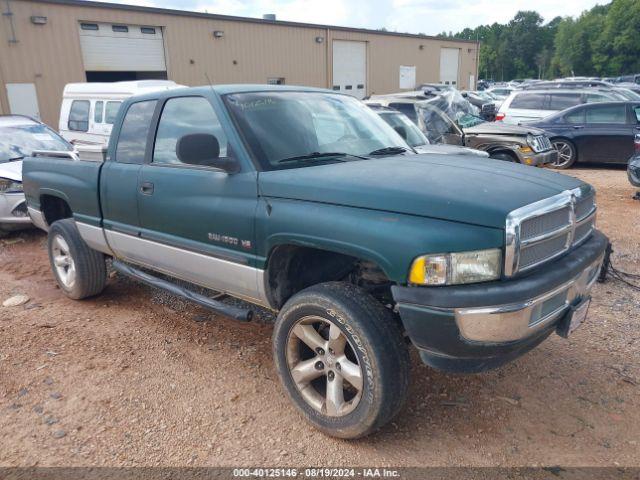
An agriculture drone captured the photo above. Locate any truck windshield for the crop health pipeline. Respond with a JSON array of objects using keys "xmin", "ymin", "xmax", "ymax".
[
  {"xmin": 224, "ymin": 91, "xmax": 411, "ymax": 170},
  {"xmin": 0, "ymin": 123, "xmax": 72, "ymax": 162}
]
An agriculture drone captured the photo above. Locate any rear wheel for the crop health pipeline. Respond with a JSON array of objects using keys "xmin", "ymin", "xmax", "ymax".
[
  {"xmin": 47, "ymin": 219, "xmax": 107, "ymax": 300},
  {"xmin": 273, "ymin": 282, "xmax": 410, "ymax": 439},
  {"xmin": 550, "ymin": 139, "xmax": 576, "ymax": 169}
]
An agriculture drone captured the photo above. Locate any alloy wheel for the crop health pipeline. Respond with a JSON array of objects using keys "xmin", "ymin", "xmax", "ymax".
[
  {"xmin": 551, "ymin": 141, "xmax": 574, "ymax": 168},
  {"xmin": 285, "ymin": 315, "xmax": 363, "ymax": 417},
  {"xmin": 51, "ymin": 234, "xmax": 76, "ymax": 289}
]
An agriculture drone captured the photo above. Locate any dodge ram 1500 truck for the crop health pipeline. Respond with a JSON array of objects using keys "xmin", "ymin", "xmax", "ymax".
[{"xmin": 23, "ymin": 85, "xmax": 608, "ymax": 439}]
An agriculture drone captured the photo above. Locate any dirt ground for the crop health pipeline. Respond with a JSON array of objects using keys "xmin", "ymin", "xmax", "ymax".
[{"xmin": 0, "ymin": 166, "xmax": 638, "ymax": 468}]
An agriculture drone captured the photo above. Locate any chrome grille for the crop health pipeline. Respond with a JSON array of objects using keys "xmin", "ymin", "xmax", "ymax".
[
  {"xmin": 574, "ymin": 217, "xmax": 595, "ymax": 245},
  {"xmin": 535, "ymin": 135, "xmax": 552, "ymax": 151},
  {"xmin": 520, "ymin": 207, "xmax": 571, "ymax": 241},
  {"xmin": 519, "ymin": 233, "xmax": 570, "ymax": 269},
  {"xmin": 575, "ymin": 194, "xmax": 595, "ymax": 221},
  {"xmin": 505, "ymin": 188, "xmax": 597, "ymax": 276}
]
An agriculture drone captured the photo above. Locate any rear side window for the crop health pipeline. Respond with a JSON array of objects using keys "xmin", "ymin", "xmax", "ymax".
[
  {"xmin": 510, "ymin": 93, "xmax": 548, "ymax": 110},
  {"xmin": 585, "ymin": 105, "xmax": 627, "ymax": 124},
  {"xmin": 634, "ymin": 106, "xmax": 640, "ymax": 123},
  {"xmin": 68, "ymin": 100, "xmax": 90, "ymax": 132},
  {"xmin": 115, "ymin": 100, "xmax": 157, "ymax": 164},
  {"xmin": 548, "ymin": 93, "xmax": 582, "ymax": 110},
  {"xmin": 94, "ymin": 101, "xmax": 104, "ymax": 123},
  {"xmin": 153, "ymin": 96, "xmax": 227, "ymax": 165},
  {"xmin": 105, "ymin": 101, "xmax": 122, "ymax": 125}
]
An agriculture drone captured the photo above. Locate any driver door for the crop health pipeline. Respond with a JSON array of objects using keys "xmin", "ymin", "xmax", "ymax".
[{"xmin": 134, "ymin": 95, "xmax": 262, "ymax": 304}]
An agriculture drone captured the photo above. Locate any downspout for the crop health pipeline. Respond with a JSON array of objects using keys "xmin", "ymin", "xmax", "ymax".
[
  {"xmin": 2, "ymin": 0, "xmax": 18, "ymax": 44},
  {"xmin": 325, "ymin": 27, "xmax": 330, "ymax": 89}
]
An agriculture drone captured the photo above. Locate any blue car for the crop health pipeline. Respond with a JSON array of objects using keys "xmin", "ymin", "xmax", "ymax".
[{"xmin": 528, "ymin": 101, "xmax": 640, "ymax": 169}]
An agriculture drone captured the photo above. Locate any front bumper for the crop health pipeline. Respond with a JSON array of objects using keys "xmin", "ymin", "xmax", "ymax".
[
  {"xmin": 516, "ymin": 148, "xmax": 557, "ymax": 167},
  {"xmin": 392, "ymin": 230, "xmax": 608, "ymax": 373},
  {"xmin": 0, "ymin": 193, "xmax": 32, "ymax": 230}
]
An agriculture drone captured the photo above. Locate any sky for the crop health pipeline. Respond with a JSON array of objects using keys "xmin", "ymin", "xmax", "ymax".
[{"xmin": 91, "ymin": 0, "xmax": 607, "ymax": 36}]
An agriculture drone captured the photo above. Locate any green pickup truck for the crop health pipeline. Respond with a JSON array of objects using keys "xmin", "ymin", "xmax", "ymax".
[{"xmin": 23, "ymin": 85, "xmax": 607, "ymax": 439}]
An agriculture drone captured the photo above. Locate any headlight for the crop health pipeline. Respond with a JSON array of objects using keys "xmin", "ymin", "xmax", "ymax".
[
  {"xmin": 0, "ymin": 178, "xmax": 23, "ymax": 193},
  {"xmin": 527, "ymin": 134, "xmax": 545, "ymax": 153},
  {"xmin": 409, "ymin": 248, "xmax": 502, "ymax": 286}
]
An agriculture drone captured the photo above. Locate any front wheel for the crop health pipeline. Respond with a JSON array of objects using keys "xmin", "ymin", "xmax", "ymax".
[
  {"xmin": 550, "ymin": 139, "xmax": 576, "ymax": 169},
  {"xmin": 490, "ymin": 151, "xmax": 517, "ymax": 162},
  {"xmin": 273, "ymin": 282, "xmax": 410, "ymax": 439},
  {"xmin": 47, "ymin": 219, "xmax": 107, "ymax": 300}
]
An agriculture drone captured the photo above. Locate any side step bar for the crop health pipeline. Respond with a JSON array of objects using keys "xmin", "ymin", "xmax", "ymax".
[{"xmin": 111, "ymin": 260, "xmax": 253, "ymax": 322}]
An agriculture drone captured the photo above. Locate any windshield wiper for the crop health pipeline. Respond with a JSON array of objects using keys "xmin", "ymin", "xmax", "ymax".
[
  {"xmin": 368, "ymin": 146, "xmax": 408, "ymax": 156},
  {"xmin": 7, "ymin": 156, "xmax": 24, "ymax": 162},
  {"xmin": 276, "ymin": 152, "xmax": 364, "ymax": 164}
]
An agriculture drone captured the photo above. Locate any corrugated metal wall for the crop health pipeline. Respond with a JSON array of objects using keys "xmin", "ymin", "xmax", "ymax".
[{"xmin": 0, "ymin": 0, "xmax": 478, "ymax": 127}]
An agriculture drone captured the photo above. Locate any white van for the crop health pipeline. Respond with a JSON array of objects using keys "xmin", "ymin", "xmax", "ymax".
[{"xmin": 59, "ymin": 80, "xmax": 183, "ymax": 145}]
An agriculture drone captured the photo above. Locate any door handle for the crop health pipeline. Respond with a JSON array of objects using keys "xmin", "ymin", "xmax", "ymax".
[
  {"xmin": 573, "ymin": 125, "xmax": 584, "ymax": 129},
  {"xmin": 140, "ymin": 182, "xmax": 154, "ymax": 195}
]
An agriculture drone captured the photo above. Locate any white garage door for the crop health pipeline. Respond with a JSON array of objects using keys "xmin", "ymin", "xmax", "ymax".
[
  {"xmin": 332, "ymin": 40, "xmax": 367, "ymax": 99},
  {"xmin": 439, "ymin": 48, "xmax": 460, "ymax": 86},
  {"xmin": 79, "ymin": 22, "xmax": 166, "ymax": 71}
]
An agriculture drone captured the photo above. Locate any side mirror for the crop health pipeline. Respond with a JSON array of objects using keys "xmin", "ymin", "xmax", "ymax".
[{"xmin": 176, "ymin": 133, "xmax": 239, "ymax": 173}]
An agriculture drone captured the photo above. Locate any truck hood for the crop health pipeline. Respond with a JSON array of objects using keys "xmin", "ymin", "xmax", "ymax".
[
  {"xmin": 464, "ymin": 122, "xmax": 546, "ymax": 136},
  {"xmin": 0, "ymin": 160, "xmax": 23, "ymax": 182},
  {"xmin": 259, "ymin": 155, "xmax": 584, "ymax": 229}
]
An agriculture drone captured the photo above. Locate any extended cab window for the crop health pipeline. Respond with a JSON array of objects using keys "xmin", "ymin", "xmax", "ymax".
[
  {"xmin": 153, "ymin": 96, "xmax": 228, "ymax": 165},
  {"xmin": 68, "ymin": 100, "xmax": 90, "ymax": 132},
  {"xmin": 115, "ymin": 100, "xmax": 157, "ymax": 164},
  {"xmin": 585, "ymin": 105, "xmax": 627, "ymax": 124}
]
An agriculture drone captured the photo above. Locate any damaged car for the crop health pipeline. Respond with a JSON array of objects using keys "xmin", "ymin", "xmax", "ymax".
[
  {"xmin": 0, "ymin": 115, "xmax": 73, "ymax": 236},
  {"xmin": 369, "ymin": 105, "xmax": 489, "ymax": 157}
]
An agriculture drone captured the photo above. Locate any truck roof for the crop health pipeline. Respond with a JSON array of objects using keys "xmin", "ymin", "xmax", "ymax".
[{"xmin": 120, "ymin": 84, "xmax": 340, "ymax": 104}]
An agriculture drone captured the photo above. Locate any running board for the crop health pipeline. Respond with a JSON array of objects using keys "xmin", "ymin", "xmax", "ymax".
[{"xmin": 111, "ymin": 260, "xmax": 253, "ymax": 322}]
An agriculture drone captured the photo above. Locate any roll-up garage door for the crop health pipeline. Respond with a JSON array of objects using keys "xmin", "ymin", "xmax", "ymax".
[
  {"xmin": 79, "ymin": 22, "xmax": 166, "ymax": 72},
  {"xmin": 439, "ymin": 47, "xmax": 460, "ymax": 86},
  {"xmin": 332, "ymin": 40, "xmax": 367, "ymax": 99}
]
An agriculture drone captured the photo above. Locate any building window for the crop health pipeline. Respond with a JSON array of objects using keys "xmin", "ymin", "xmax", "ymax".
[
  {"xmin": 140, "ymin": 27, "xmax": 156, "ymax": 34},
  {"xmin": 112, "ymin": 25, "xmax": 129, "ymax": 33},
  {"xmin": 80, "ymin": 23, "xmax": 99, "ymax": 31},
  {"xmin": 68, "ymin": 100, "xmax": 90, "ymax": 132},
  {"xmin": 267, "ymin": 77, "xmax": 285, "ymax": 85}
]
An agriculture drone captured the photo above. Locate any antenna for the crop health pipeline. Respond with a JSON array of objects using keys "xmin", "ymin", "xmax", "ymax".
[{"xmin": 204, "ymin": 71, "xmax": 216, "ymax": 94}]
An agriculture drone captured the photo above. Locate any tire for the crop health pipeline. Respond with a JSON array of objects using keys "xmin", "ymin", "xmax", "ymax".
[
  {"xmin": 490, "ymin": 151, "xmax": 517, "ymax": 162},
  {"xmin": 549, "ymin": 139, "xmax": 577, "ymax": 169},
  {"xmin": 47, "ymin": 219, "xmax": 107, "ymax": 300},
  {"xmin": 272, "ymin": 282, "xmax": 410, "ymax": 439}
]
